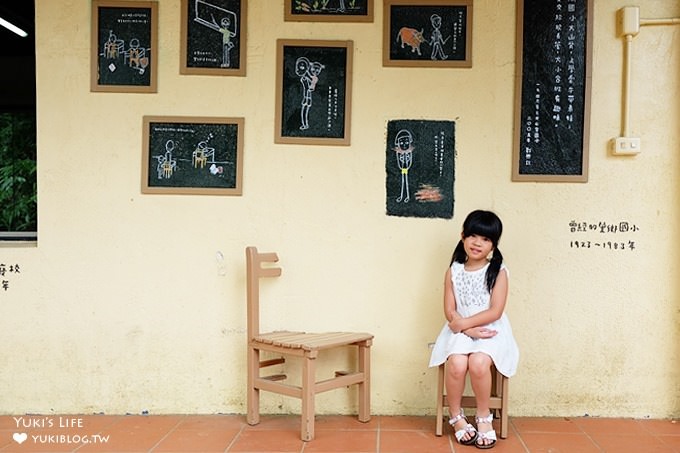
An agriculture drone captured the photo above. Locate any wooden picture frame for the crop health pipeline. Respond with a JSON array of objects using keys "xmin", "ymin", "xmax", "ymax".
[
  {"xmin": 180, "ymin": 0, "xmax": 247, "ymax": 76},
  {"xmin": 512, "ymin": 0, "xmax": 593, "ymax": 182},
  {"xmin": 275, "ymin": 39, "xmax": 353, "ymax": 146},
  {"xmin": 91, "ymin": 0, "xmax": 158, "ymax": 92},
  {"xmin": 142, "ymin": 116, "xmax": 244, "ymax": 195},
  {"xmin": 383, "ymin": 0, "xmax": 472, "ymax": 68},
  {"xmin": 284, "ymin": 0, "xmax": 374, "ymax": 23}
]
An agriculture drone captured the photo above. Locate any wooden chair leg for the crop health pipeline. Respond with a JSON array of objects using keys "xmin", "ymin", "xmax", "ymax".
[
  {"xmin": 491, "ymin": 368, "xmax": 499, "ymax": 418},
  {"xmin": 435, "ymin": 363, "xmax": 445, "ymax": 436},
  {"xmin": 301, "ymin": 354, "xmax": 316, "ymax": 441},
  {"xmin": 357, "ymin": 342, "xmax": 371, "ymax": 422},
  {"xmin": 499, "ymin": 374, "xmax": 509, "ymax": 439},
  {"xmin": 247, "ymin": 346, "xmax": 260, "ymax": 426}
]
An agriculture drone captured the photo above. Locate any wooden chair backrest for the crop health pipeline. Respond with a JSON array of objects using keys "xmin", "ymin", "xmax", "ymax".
[{"xmin": 246, "ymin": 246, "xmax": 282, "ymax": 340}]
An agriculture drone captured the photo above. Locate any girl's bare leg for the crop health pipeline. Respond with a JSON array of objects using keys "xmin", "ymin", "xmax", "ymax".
[
  {"xmin": 469, "ymin": 352, "xmax": 494, "ymax": 446},
  {"xmin": 446, "ymin": 354, "xmax": 474, "ymax": 442}
]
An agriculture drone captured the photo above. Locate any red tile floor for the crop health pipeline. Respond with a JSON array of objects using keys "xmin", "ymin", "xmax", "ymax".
[{"xmin": 0, "ymin": 414, "xmax": 678, "ymax": 452}]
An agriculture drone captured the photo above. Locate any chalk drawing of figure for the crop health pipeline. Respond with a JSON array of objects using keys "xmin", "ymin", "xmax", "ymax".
[
  {"xmin": 192, "ymin": 140, "xmax": 215, "ymax": 168},
  {"xmin": 295, "ymin": 57, "xmax": 324, "ymax": 130},
  {"xmin": 193, "ymin": 1, "xmax": 238, "ymax": 68},
  {"xmin": 219, "ymin": 16, "xmax": 235, "ymax": 68},
  {"xmin": 156, "ymin": 140, "xmax": 177, "ymax": 179},
  {"xmin": 338, "ymin": 0, "xmax": 346, "ymax": 12},
  {"xmin": 393, "ymin": 129, "xmax": 414, "ymax": 203},
  {"xmin": 103, "ymin": 31, "xmax": 123, "ymax": 59},
  {"xmin": 193, "ymin": 141, "xmax": 208, "ymax": 168},
  {"xmin": 429, "ymin": 14, "xmax": 449, "ymax": 60},
  {"xmin": 309, "ymin": 61, "xmax": 324, "ymax": 89},
  {"xmin": 127, "ymin": 38, "xmax": 149, "ymax": 74}
]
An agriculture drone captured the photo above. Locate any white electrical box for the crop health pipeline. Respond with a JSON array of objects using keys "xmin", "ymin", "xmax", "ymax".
[{"xmin": 611, "ymin": 137, "xmax": 641, "ymax": 155}]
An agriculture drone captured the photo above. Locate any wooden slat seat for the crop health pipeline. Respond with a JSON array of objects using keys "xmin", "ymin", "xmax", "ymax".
[
  {"xmin": 246, "ymin": 247, "xmax": 373, "ymax": 441},
  {"xmin": 254, "ymin": 331, "xmax": 373, "ymax": 351}
]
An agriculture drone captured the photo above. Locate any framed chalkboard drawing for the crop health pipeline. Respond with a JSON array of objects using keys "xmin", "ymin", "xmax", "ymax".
[
  {"xmin": 275, "ymin": 39, "xmax": 353, "ymax": 146},
  {"xmin": 383, "ymin": 0, "xmax": 472, "ymax": 68},
  {"xmin": 386, "ymin": 119, "xmax": 455, "ymax": 219},
  {"xmin": 512, "ymin": 0, "xmax": 593, "ymax": 182},
  {"xmin": 141, "ymin": 116, "xmax": 244, "ymax": 195},
  {"xmin": 284, "ymin": 0, "xmax": 374, "ymax": 23},
  {"xmin": 180, "ymin": 0, "xmax": 247, "ymax": 76},
  {"xmin": 91, "ymin": 0, "xmax": 158, "ymax": 93}
]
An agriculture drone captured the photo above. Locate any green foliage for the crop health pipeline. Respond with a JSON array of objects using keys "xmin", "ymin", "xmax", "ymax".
[{"xmin": 0, "ymin": 112, "xmax": 37, "ymax": 232}]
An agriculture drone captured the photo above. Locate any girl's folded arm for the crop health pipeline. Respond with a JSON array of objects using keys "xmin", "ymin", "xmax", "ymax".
[
  {"xmin": 443, "ymin": 267, "xmax": 461, "ymax": 323},
  {"xmin": 449, "ymin": 268, "xmax": 508, "ymax": 332}
]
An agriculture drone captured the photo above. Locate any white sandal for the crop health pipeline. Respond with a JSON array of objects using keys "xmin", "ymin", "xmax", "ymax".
[
  {"xmin": 449, "ymin": 409, "xmax": 478, "ymax": 445},
  {"xmin": 474, "ymin": 413, "xmax": 497, "ymax": 449}
]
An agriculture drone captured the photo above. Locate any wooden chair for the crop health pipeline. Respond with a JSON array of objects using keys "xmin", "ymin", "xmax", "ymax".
[
  {"xmin": 246, "ymin": 246, "xmax": 374, "ymax": 441},
  {"xmin": 435, "ymin": 362, "xmax": 509, "ymax": 439}
]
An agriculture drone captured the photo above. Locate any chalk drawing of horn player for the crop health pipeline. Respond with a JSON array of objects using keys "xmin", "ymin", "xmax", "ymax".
[
  {"xmin": 295, "ymin": 56, "xmax": 325, "ymax": 130},
  {"xmin": 393, "ymin": 129, "xmax": 414, "ymax": 203},
  {"xmin": 192, "ymin": 0, "xmax": 237, "ymax": 68}
]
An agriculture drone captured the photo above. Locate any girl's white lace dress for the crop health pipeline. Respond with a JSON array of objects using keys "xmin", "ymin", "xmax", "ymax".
[{"xmin": 429, "ymin": 262, "xmax": 519, "ymax": 377}]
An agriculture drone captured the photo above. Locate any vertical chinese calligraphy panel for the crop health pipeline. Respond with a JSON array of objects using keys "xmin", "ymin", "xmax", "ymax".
[{"xmin": 512, "ymin": 0, "xmax": 593, "ymax": 182}]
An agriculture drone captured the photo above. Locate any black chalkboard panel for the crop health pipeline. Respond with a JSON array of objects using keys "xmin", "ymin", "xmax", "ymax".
[
  {"xmin": 275, "ymin": 40, "xmax": 353, "ymax": 145},
  {"xmin": 383, "ymin": 0, "xmax": 472, "ymax": 68},
  {"xmin": 142, "ymin": 116, "xmax": 244, "ymax": 195},
  {"xmin": 91, "ymin": 1, "xmax": 158, "ymax": 93},
  {"xmin": 180, "ymin": 0, "xmax": 246, "ymax": 76},
  {"xmin": 385, "ymin": 119, "xmax": 455, "ymax": 219},
  {"xmin": 512, "ymin": 0, "xmax": 593, "ymax": 182},
  {"xmin": 285, "ymin": 0, "xmax": 373, "ymax": 22}
]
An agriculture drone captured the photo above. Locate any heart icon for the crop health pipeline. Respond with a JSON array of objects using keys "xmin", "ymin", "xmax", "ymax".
[{"xmin": 13, "ymin": 432, "xmax": 27, "ymax": 444}]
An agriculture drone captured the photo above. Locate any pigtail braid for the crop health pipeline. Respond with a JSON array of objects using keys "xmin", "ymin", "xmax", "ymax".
[
  {"xmin": 485, "ymin": 247, "xmax": 504, "ymax": 292},
  {"xmin": 450, "ymin": 240, "xmax": 467, "ymax": 265}
]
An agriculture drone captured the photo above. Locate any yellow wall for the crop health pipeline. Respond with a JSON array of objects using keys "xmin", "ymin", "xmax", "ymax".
[{"xmin": 1, "ymin": 0, "xmax": 678, "ymax": 417}]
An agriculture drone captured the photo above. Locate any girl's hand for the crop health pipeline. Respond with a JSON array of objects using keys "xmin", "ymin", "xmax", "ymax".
[
  {"xmin": 463, "ymin": 327, "xmax": 498, "ymax": 339},
  {"xmin": 447, "ymin": 317, "xmax": 465, "ymax": 333}
]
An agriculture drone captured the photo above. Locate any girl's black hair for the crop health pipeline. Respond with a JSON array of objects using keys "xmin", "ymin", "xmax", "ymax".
[{"xmin": 450, "ymin": 210, "xmax": 504, "ymax": 292}]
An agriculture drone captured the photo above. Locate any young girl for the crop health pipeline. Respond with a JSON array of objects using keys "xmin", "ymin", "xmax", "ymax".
[{"xmin": 429, "ymin": 210, "xmax": 519, "ymax": 449}]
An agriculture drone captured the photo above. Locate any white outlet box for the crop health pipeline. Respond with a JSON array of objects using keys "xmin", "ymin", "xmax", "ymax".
[{"xmin": 611, "ymin": 137, "xmax": 641, "ymax": 155}]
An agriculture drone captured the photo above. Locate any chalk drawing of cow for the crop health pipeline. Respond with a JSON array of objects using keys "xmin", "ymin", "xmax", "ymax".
[{"xmin": 397, "ymin": 27, "xmax": 425, "ymax": 55}]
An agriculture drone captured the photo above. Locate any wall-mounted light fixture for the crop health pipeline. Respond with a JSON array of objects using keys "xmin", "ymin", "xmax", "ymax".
[{"xmin": 0, "ymin": 16, "xmax": 28, "ymax": 38}]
